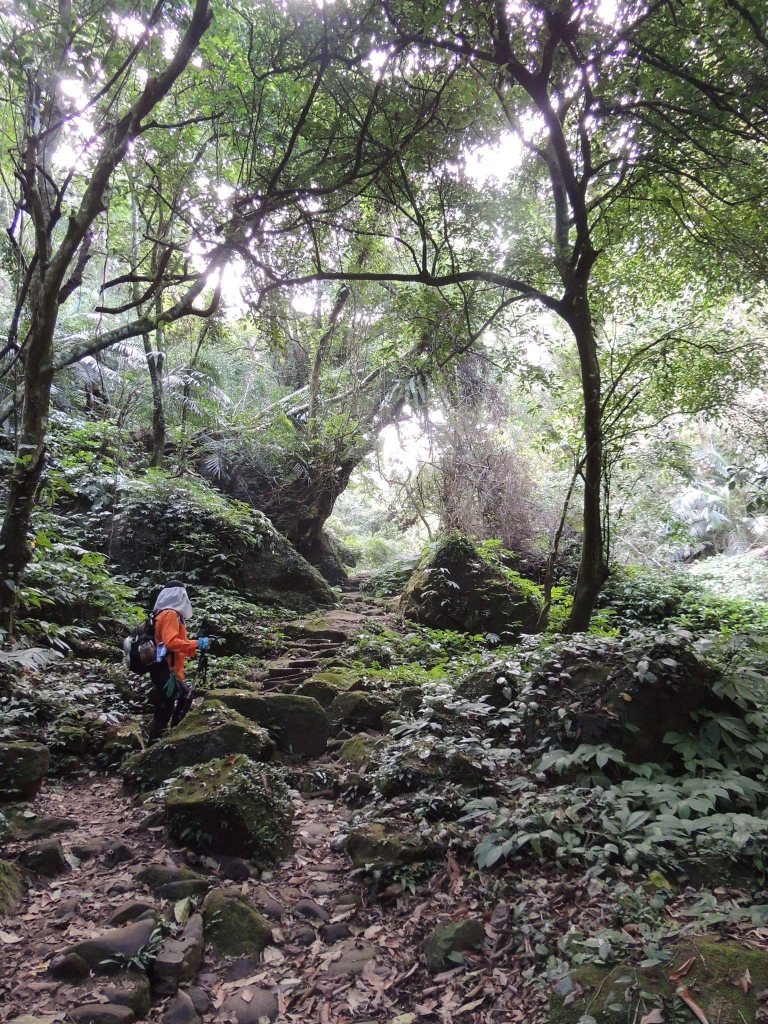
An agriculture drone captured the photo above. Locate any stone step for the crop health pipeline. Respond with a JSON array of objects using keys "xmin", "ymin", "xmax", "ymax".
[{"xmin": 267, "ymin": 666, "xmax": 312, "ymax": 679}]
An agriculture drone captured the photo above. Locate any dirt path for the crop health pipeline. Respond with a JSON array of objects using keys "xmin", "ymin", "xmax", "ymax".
[{"xmin": 0, "ymin": 595, "xmax": 543, "ymax": 1024}]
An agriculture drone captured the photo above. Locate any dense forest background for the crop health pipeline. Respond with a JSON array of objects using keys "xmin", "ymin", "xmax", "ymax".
[{"xmin": 5, "ymin": 0, "xmax": 768, "ymax": 1022}]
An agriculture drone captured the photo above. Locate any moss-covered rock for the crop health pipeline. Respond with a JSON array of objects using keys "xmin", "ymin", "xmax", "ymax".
[
  {"xmin": 549, "ymin": 937, "xmax": 768, "ymax": 1023},
  {"xmin": 109, "ymin": 475, "xmax": 334, "ymax": 612},
  {"xmin": 346, "ymin": 822, "xmax": 442, "ymax": 869},
  {"xmin": 165, "ymin": 755, "xmax": 294, "ymax": 863},
  {"xmin": 375, "ymin": 743, "xmax": 492, "ymax": 799},
  {"xmin": 202, "ymin": 887, "xmax": 272, "ymax": 957},
  {"xmin": 400, "ymin": 535, "xmax": 541, "ymax": 636},
  {"xmin": 0, "ymin": 742, "xmax": 50, "ymax": 800},
  {"xmin": 329, "ymin": 691, "xmax": 392, "ymax": 732},
  {"xmin": 296, "ymin": 680, "xmax": 344, "ymax": 708},
  {"xmin": 121, "ymin": 701, "xmax": 274, "ymax": 790},
  {"xmin": 97, "ymin": 723, "xmax": 144, "ymax": 769},
  {"xmin": 0, "ymin": 860, "xmax": 26, "ymax": 916},
  {"xmin": 0, "ymin": 806, "xmax": 77, "ymax": 842},
  {"xmin": 210, "ymin": 691, "xmax": 328, "ymax": 756},
  {"xmin": 100, "ymin": 971, "xmax": 152, "ymax": 1017},
  {"xmin": 337, "ymin": 734, "xmax": 380, "ymax": 770},
  {"xmin": 423, "ymin": 918, "xmax": 485, "ymax": 972}
]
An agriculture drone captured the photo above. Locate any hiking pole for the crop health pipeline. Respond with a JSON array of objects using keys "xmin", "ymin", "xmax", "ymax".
[{"xmin": 197, "ymin": 616, "xmax": 211, "ymax": 688}]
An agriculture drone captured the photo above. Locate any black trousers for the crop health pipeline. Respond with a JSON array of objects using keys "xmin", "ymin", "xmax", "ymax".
[{"xmin": 147, "ymin": 661, "xmax": 193, "ymax": 742}]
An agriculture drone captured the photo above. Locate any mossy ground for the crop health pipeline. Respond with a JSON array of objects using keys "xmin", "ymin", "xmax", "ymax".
[{"xmin": 550, "ymin": 937, "xmax": 768, "ymax": 1023}]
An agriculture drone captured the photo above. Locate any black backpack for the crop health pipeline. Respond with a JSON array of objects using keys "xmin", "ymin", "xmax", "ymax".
[{"xmin": 123, "ymin": 614, "xmax": 157, "ymax": 675}]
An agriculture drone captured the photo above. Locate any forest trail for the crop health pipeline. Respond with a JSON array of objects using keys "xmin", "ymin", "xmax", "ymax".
[{"xmin": 0, "ymin": 593, "xmax": 540, "ymax": 1024}]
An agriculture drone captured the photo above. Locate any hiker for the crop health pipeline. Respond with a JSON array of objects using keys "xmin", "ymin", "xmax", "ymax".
[{"xmin": 148, "ymin": 580, "xmax": 209, "ymax": 743}]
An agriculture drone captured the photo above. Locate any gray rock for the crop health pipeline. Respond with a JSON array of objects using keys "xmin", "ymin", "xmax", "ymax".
[
  {"xmin": 161, "ymin": 989, "xmax": 201, "ymax": 1024},
  {"xmin": 220, "ymin": 989, "xmax": 279, "ymax": 1023},
  {"xmin": 293, "ymin": 897, "xmax": 329, "ymax": 923},
  {"xmin": 151, "ymin": 913, "xmax": 204, "ymax": 995},
  {"xmin": 325, "ymin": 941, "xmax": 376, "ymax": 976},
  {"xmin": 156, "ymin": 880, "xmax": 211, "ymax": 900},
  {"xmin": 73, "ymin": 839, "xmax": 107, "ymax": 860},
  {"xmin": 103, "ymin": 843, "xmax": 134, "ymax": 867},
  {"xmin": 108, "ymin": 901, "xmax": 156, "ymax": 926},
  {"xmin": 0, "ymin": 743, "xmax": 50, "ymax": 800},
  {"xmin": 101, "ymin": 971, "xmax": 152, "ymax": 1017},
  {"xmin": 217, "ymin": 855, "xmax": 251, "ymax": 882},
  {"xmin": 61, "ymin": 918, "xmax": 157, "ymax": 975},
  {"xmin": 18, "ymin": 839, "xmax": 69, "ymax": 878},
  {"xmin": 288, "ymin": 925, "xmax": 316, "ymax": 946},
  {"xmin": 320, "ymin": 922, "xmax": 352, "ymax": 943},
  {"xmin": 49, "ymin": 951, "xmax": 91, "ymax": 980},
  {"xmin": 183, "ymin": 987, "xmax": 210, "ymax": 1015},
  {"xmin": 135, "ymin": 864, "xmax": 210, "ymax": 901},
  {"xmin": 252, "ymin": 887, "xmax": 284, "ymax": 921},
  {"xmin": 68, "ymin": 1005, "xmax": 135, "ymax": 1024},
  {"xmin": 423, "ymin": 918, "xmax": 485, "ymax": 972}
]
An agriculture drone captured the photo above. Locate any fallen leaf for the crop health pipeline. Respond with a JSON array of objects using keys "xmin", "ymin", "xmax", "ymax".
[
  {"xmin": 240, "ymin": 989, "xmax": 253, "ymax": 1004},
  {"xmin": 677, "ymin": 986, "xmax": 710, "ymax": 1024},
  {"xmin": 737, "ymin": 968, "xmax": 752, "ymax": 994},
  {"xmin": 640, "ymin": 1011, "xmax": 665, "ymax": 1024},
  {"xmin": 668, "ymin": 956, "xmax": 696, "ymax": 981},
  {"xmin": 0, "ymin": 931, "xmax": 23, "ymax": 944}
]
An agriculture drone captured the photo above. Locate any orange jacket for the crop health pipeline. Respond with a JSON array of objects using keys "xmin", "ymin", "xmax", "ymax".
[{"xmin": 155, "ymin": 609, "xmax": 198, "ymax": 682}]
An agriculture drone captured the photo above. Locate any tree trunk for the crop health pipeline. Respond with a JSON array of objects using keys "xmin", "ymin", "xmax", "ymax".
[
  {"xmin": 0, "ymin": 304, "xmax": 57, "ymax": 632},
  {"xmin": 565, "ymin": 291, "xmax": 608, "ymax": 633}
]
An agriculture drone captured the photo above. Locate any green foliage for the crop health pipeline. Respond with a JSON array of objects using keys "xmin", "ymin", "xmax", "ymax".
[
  {"xmin": 351, "ymin": 622, "xmax": 487, "ymax": 671},
  {"xmin": 598, "ymin": 565, "xmax": 768, "ymax": 635}
]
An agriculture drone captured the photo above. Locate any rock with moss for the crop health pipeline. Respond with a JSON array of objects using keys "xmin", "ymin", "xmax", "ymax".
[
  {"xmin": 400, "ymin": 535, "xmax": 541, "ymax": 636},
  {"xmin": 0, "ymin": 805, "xmax": 77, "ymax": 842},
  {"xmin": 109, "ymin": 475, "xmax": 334, "ymax": 611},
  {"xmin": 121, "ymin": 702, "xmax": 274, "ymax": 790},
  {"xmin": 549, "ymin": 936, "xmax": 768, "ymax": 1023},
  {"xmin": 209, "ymin": 691, "xmax": 328, "ymax": 756},
  {"xmin": 423, "ymin": 918, "xmax": 485, "ymax": 972},
  {"xmin": 0, "ymin": 860, "xmax": 26, "ymax": 917},
  {"xmin": 329, "ymin": 691, "xmax": 393, "ymax": 733},
  {"xmin": 0, "ymin": 743, "xmax": 50, "ymax": 801},
  {"xmin": 202, "ymin": 887, "xmax": 272, "ymax": 957},
  {"xmin": 376, "ymin": 743, "xmax": 492, "ymax": 799},
  {"xmin": 296, "ymin": 679, "xmax": 344, "ymax": 708},
  {"xmin": 346, "ymin": 822, "xmax": 442, "ymax": 869},
  {"xmin": 337, "ymin": 734, "xmax": 380, "ymax": 770},
  {"xmin": 99, "ymin": 972, "xmax": 152, "ymax": 1017},
  {"xmin": 165, "ymin": 755, "xmax": 293, "ymax": 863},
  {"xmin": 97, "ymin": 723, "xmax": 144, "ymax": 769}
]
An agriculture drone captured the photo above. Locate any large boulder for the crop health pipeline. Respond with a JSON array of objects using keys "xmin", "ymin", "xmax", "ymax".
[
  {"xmin": 400, "ymin": 535, "xmax": 541, "ymax": 636},
  {"xmin": 210, "ymin": 691, "xmax": 328, "ymax": 756},
  {"xmin": 108, "ymin": 476, "xmax": 334, "ymax": 612},
  {"xmin": 202, "ymin": 887, "xmax": 272, "ymax": 957},
  {"xmin": 165, "ymin": 755, "xmax": 294, "ymax": 863},
  {"xmin": 0, "ymin": 743, "xmax": 50, "ymax": 800},
  {"xmin": 121, "ymin": 701, "xmax": 274, "ymax": 790},
  {"xmin": 494, "ymin": 632, "xmax": 738, "ymax": 768}
]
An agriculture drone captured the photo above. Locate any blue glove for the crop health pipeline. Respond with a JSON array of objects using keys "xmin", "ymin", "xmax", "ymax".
[{"xmin": 197, "ymin": 637, "xmax": 210, "ymax": 652}]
